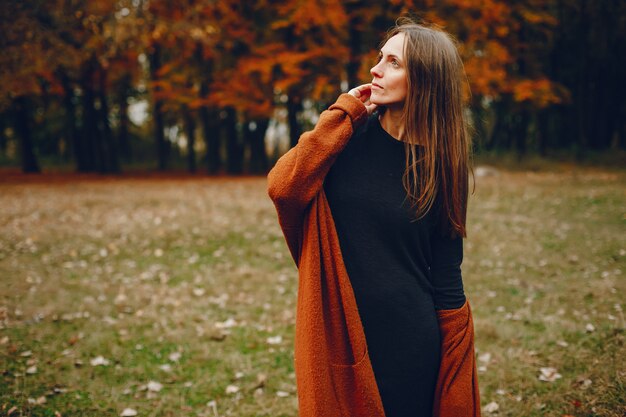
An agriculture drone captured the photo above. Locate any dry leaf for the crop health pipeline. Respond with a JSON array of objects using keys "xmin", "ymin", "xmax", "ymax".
[
  {"xmin": 120, "ymin": 408, "xmax": 137, "ymax": 416},
  {"xmin": 147, "ymin": 381, "xmax": 162, "ymax": 392},
  {"xmin": 478, "ymin": 352, "xmax": 491, "ymax": 363},
  {"xmin": 215, "ymin": 318, "xmax": 237, "ymax": 329},
  {"xmin": 483, "ymin": 401, "xmax": 499, "ymax": 413},
  {"xmin": 266, "ymin": 335, "xmax": 282, "ymax": 345},
  {"xmin": 90, "ymin": 356, "xmax": 110, "ymax": 366},
  {"xmin": 538, "ymin": 367, "xmax": 562, "ymax": 382},
  {"xmin": 225, "ymin": 385, "xmax": 239, "ymax": 394}
]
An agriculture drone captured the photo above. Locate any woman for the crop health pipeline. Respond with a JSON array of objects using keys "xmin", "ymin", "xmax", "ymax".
[{"xmin": 268, "ymin": 18, "xmax": 480, "ymax": 417}]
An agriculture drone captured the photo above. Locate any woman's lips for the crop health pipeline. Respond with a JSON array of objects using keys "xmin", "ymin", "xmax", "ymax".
[{"xmin": 372, "ymin": 83, "xmax": 383, "ymax": 89}]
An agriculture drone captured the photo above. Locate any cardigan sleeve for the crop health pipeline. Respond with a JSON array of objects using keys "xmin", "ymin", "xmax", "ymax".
[
  {"xmin": 433, "ymin": 300, "xmax": 482, "ymax": 417},
  {"xmin": 267, "ymin": 93, "xmax": 368, "ymax": 265}
]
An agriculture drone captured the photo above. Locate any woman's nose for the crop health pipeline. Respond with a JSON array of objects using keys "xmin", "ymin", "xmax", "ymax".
[{"xmin": 370, "ymin": 62, "xmax": 382, "ymax": 78}]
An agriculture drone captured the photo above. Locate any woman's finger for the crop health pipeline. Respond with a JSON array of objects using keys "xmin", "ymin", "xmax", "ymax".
[
  {"xmin": 348, "ymin": 83, "xmax": 372, "ymax": 99},
  {"xmin": 365, "ymin": 103, "xmax": 378, "ymax": 115}
]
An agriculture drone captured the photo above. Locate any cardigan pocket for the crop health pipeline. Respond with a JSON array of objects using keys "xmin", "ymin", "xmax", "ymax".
[{"xmin": 330, "ymin": 348, "xmax": 381, "ymax": 417}]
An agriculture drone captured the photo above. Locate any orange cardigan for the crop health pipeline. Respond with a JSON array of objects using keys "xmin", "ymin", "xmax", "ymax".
[{"xmin": 267, "ymin": 93, "xmax": 481, "ymax": 417}]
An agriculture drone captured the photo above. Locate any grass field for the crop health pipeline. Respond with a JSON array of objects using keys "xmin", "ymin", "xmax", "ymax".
[{"xmin": 1, "ymin": 167, "xmax": 624, "ymax": 416}]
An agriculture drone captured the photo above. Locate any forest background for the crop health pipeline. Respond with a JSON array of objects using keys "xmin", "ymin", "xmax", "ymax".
[{"xmin": 1, "ymin": 0, "xmax": 625, "ymax": 175}]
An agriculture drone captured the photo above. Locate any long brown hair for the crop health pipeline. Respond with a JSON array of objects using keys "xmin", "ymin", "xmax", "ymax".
[{"xmin": 381, "ymin": 18, "xmax": 472, "ymax": 238}]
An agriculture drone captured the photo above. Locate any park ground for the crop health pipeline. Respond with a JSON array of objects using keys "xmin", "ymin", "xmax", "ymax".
[{"xmin": 0, "ymin": 165, "xmax": 624, "ymax": 416}]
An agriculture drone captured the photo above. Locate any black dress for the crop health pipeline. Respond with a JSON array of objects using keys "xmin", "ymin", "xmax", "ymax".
[{"xmin": 323, "ymin": 114, "xmax": 466, "ymax": 417}]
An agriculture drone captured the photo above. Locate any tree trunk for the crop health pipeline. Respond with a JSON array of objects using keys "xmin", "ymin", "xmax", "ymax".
[
  {"xmin": 0, "ymin": 112, "xmax": 7, "ymax": 156},
  {"xmin": 58, "ymin": 69, "xmax": 85, "ymax": 171},
  {"xmin": 183, "ymin": 106, "xmax": 196, "ymax": 173},
  {"xmin": 200, "ymin": 105, "xmax": 220, "ymax": 174},
  {"xmin": 149, "ymin": 44, "xmax": 169, "ymax": 170},
  {"xmin": 37, "ymin": 77, "xmax": 57, "ymax": 157},
  {"xmin": 346, "ymin": 5, "xmax": 362, "ymax": 89},
  {"xmin": 514, "ymin": 109, "xmax": 530, "ymax": 158},
  {"xmin": 536, "ymin": 109, "xmax": 549, "ymax": 156},
  {"xmin": 13, "ymin": 97, "xmax": 40, "ymax": 173},
  {"xmin": 489, "ymin": 99, "xmax": 512, "ymax": 151},
  {"xmin": 98, "ymin": 67, "xmax": 119, "ymax": 173},
  {"xmin": 117, "ymin": 73, "xmax": 132, "ymax": 161},
  {"xmin": 80, "ymin": 63, "xmax": 101, "ymax": 172},
  {"xmin": 197, "ymin": 50, "xmax": 220, "ymax": 174},
  {"xmin": 287, "ymin": 94, "xmax": 302, "ymax": 148},
  {"xmin": 246, "ymin": 118, "xmax": 270, "ymax": 174},
  {"xmin": 471, "ymin": 97, "xmax": 490, "ymax": 151},
  {"xmin": 224, "ymin": 107, "xmax": 243, "ymax": 174},
  {"xmin": 575, "ymin": 0, "xmax": 590, "ymax": 156}
]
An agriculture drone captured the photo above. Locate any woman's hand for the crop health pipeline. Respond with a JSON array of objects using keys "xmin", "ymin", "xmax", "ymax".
[{"xmin": 348, "ymin": 84, "xmax": 378, "ymax": 116}]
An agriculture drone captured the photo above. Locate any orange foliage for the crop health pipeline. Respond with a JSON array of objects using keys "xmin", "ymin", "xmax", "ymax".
[
  {"xmin": 513, "ymin": 78, "xmax": 568, "ymax": 108},
  {"xmin": 0, "ymin": 0, "xmax": 569, "ymax": 122}
]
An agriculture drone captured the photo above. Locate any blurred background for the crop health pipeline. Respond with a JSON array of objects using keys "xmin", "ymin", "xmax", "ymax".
[
  {"xmin": 1, "ymin": 0, "xmax": 624, "ymax": 175},
  {"xmin": 1, "ymin": 2, "xmax": 625, "ymax": 416}
]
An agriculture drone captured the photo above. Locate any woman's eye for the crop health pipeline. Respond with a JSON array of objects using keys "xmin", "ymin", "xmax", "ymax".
[{"xmin": 391, "ymin": 59, "xmax": 399, "ymax": 67}]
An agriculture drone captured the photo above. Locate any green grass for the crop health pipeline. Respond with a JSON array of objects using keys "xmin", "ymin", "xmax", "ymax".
[{"xmin": 1, "ymin": 168, "xmax": 625, "ymax": 416}]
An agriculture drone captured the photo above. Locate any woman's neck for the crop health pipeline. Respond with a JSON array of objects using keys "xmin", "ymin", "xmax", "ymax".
[{"xmin": 379, "ymin": 106, "xmax": 405, "ymax": 142}]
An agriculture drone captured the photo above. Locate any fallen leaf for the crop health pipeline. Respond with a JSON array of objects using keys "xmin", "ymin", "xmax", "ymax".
[
  {"xmin": 147, "ymin": 381, "xmax": 163, "ymax": 392},
  {"xmin": 90, "ymin": 356, "xmax": 110, "ymax": 366},
  {"xmin": 225, "ymin": 385, "xmax": 239, "ymax": 394},
  {"xmin": 483, "ymin": 401, "xmax": 499, "ymax": 413},
  {"xmin": 538, "ymin": 367, "xmax": 562, "ymax": 382},
  {"xmin": 215, "ymin": 318, "xmax": 237, "ymax": 329},
  {"xmin": 478, "ymin": 352, "xmax": 491, "ymax": 363},
  {"xmin": 120, "ymin": 408, "xmax": 137, "ymax": 416},
  {"xmin": 575, "ymin": 376, "xmax": 592, "ymax": 390},
  {"xmin": 210, "ymin": 333, "xmax": 226, "ymax": 342},
  {"xmin": 266, "ymin": 335, "xmax": 282, "ymax": 345},
  {"xmin": 254, "ymin": 373, "xmax": 267, "ymax": 389}
]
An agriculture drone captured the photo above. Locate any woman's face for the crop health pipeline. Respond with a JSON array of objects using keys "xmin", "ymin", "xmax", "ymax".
[{"xmin": 370, "ymin": 33, "xmax": 408, "ymax": 109}]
